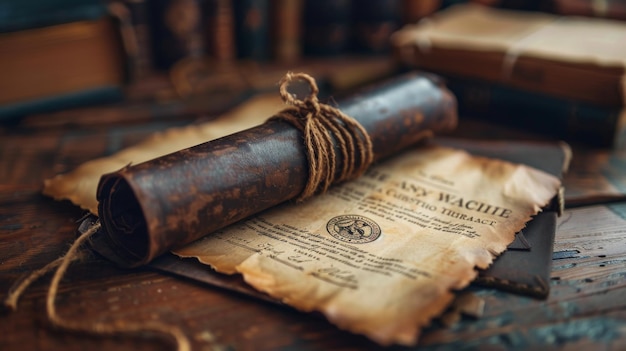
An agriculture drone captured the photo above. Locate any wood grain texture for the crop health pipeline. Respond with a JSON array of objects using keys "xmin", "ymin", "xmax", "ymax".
[{"xmin": 2, "ymin": 112, "xmax": 626, "ymax": 350}]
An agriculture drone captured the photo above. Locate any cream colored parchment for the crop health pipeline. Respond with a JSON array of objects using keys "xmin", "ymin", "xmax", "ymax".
[
  {"xmin": 43, "ymin": 92, "xmax": 561, "ymax": 346},
  {"xmin": 174, "ymin": 145, "xmax": 560, "ymax": 346}
]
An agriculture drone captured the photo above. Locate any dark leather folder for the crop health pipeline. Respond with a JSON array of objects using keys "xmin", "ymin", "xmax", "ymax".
[{"xmin": 436, "ymin": 138, "xmax": 570, "ymax": 299}]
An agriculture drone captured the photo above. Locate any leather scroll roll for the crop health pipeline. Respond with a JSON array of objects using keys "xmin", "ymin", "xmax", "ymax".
[{"xmin": 94, "ymin": 72, "xmax": 458, "ymax": 267}]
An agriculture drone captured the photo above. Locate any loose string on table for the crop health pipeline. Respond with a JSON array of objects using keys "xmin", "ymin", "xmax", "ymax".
[{"xmin": 4, "ymin": 221, "xmax": 191, "ymax": 351}]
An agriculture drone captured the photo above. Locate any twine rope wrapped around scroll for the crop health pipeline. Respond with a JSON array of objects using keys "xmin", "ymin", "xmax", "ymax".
[{"xmin": 271, "ymin": 72, "xmax": 374, "ymax": 201}]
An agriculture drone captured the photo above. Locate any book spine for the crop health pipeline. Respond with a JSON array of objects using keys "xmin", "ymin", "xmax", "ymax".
[
  {"xmin": 270, "ymin": 0, "xmax": 303, "ymax": 63},
  {"xmin": 123, "ymin": 0, "xmax": 154, "ymax": 79},
  {"xmin": 303, "ymin": 0, "xmax": 352, "ymax": 56},
  {"xmin": 352, "ymin": 0, "xmax": 402, "ymax": 54},
  {"xmin": 204, "ymin": 0, "xmax": 237, "ymax": 62},
  {"xmin": 233, "ymin": 0, "xmax": 270, "ymax": 61},
  {"xmin": 446, "ymin": 77, "xmax": 624, "ymax": 148},
  {"xmin": 148, "ymin": 0, "xmax": 206, "ymax": 70},
  {"xmin": 551, "ymin": 0, "xmax": 626, "ymax": 21},
  {"xmin": 401, "ymin": 0, "xmax": 442, "ymax": 24}
]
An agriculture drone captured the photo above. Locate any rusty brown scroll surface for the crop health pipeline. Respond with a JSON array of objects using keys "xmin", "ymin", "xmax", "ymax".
[{"xmin": 93, "ymin": 72, "xmax": 458, "ymax": 267}]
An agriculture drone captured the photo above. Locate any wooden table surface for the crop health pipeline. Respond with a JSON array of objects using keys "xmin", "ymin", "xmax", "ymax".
[{"xmin": 2, "ymin": 97, "xmax": 626, "ymax": 351}]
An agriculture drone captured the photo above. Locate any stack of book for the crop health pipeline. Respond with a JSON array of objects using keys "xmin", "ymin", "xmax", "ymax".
[
  {"xmin": 0, "ymin": 0, "xmax": 411, "ymax": 120},
  {"xmin": 391, "ymin": 3, "xmax": 626, "ymax": 148}
]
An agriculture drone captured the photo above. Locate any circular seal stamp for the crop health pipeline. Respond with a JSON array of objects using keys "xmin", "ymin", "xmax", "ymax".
[{"xmin": 326, "ymin": 215, "xmax": 381, "ymax": 244}]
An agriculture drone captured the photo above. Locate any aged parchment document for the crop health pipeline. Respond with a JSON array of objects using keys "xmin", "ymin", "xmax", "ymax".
[
  {"xmin": 43, "ymin": 92, "xmax": 560, "ymax": 345},
  {"xmin": 175, "ymin": 145, "xmax": 560, "ymax": 346}
]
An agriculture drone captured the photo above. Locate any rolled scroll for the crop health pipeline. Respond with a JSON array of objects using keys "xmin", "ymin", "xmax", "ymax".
[{"xmin": 94, "ymin": 72, "xmax": 458, "ymax": 267}]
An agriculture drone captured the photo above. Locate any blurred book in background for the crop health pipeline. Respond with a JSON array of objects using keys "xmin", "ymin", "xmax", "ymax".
[
  {"xmin": 270, "ymin": 0, "xmax": 303, "ymax": 63},
  {"xmin": 392, "ymin": 3, "xmax": 626, "ymax": 148},
  {"xmin": 109, "ymin": 0, "xmax": 154, "ymax": 81},
  {"xmin": 148, "ymin": 0, "xmax": 205, "ymax": 70},
  {"xmin": 402, "ymin": 0, "xmax": 442, "ymax": 24},
  {"xmin": 233, "ymin": 0, "xmax": 269, "ymax": 61},
  {"xmin": 0, "ymin": 0, "xmax": 126, "ymax": 121},
  {"xmin": 446, "ymin": 75, "xmax": 626, "ymax": 149},
  {"xmin": 352, "ymin": 0, "xmax": 401, "ymax": 54},
  {"xmin": 303, "ymin": 0, "xmax": 352, "ymax": 56}
]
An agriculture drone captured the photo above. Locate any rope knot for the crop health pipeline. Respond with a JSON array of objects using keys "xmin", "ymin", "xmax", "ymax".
[
  {"xmin": 279, "ymin": 72, "xmax": 321, "ymax": 115},
  {"xmin": 272, "ymin": 72, "xmax": 374, "ymax": 202}
]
